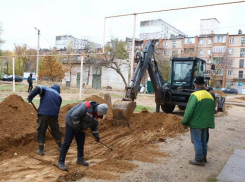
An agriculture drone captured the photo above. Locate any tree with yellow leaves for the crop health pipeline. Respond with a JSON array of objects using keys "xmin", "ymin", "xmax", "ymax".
[{"xmin": 39, "ymin": 56, "xmax": 67, "ymax": 82}]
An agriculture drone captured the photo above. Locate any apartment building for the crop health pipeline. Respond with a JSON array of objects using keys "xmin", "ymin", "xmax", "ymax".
[
  {"xmin": 134, "ymin": 31, "xmax": 245, "ymax": 92},
  {"xmin": 140, "ymin": 19, "xmax": 186, "ymax": 40},
  {"xmin": 55, "ymin": 35, "xmax": 101, "ymax": 52}
]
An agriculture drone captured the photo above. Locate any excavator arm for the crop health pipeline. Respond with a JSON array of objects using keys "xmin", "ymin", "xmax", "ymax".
[{"xmin": 112, "ymin": 41, "xmax": 164, "ymax": 126}]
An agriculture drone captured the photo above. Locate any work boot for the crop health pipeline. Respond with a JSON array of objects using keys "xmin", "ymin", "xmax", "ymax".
[
  {"xmin": 36, "ymin": 144, "xmax": 44, "ymax": 156},
  {"xmin": 189, "ymin": 159, "xmax": 205, "ymax": 166},
  {"xmin": 58, "ymin": 150, "xmax": 67, "ymax": 171},
  {"xmin": 77, "ymin": 148, "xmax": 89, "ymax": 166},
  {"xmin": 77, "ymin": 157, "xmax": 89, "ymax": 166}
]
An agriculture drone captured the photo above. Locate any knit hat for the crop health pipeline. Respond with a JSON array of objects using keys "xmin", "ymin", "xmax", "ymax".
[
  {"xmin": 194, "ymin": 76, "xmax": 205, "ymax": 84},
  {"xmin": 97, "ymin": 103, "xmax": 108, "ymax": 115}
]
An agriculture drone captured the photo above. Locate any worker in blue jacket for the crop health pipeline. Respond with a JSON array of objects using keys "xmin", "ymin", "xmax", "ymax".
[{"xmin": 27, "ymin": 84, "xmax": 63, "ymax": 156}]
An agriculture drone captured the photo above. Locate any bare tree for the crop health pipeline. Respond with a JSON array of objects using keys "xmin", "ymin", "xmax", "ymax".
[
  {"xmin": 98, "ymin": 39, "xmax": 128, "ymax": 86},
  {"xmin": 209, "ymin": 50, "xmax": 234, "ymax": 88}
]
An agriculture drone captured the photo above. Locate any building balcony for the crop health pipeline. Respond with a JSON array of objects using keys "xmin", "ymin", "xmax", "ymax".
[{"xmin": 232, "ymin": 77, "xmax": 245, "ymax": 81}]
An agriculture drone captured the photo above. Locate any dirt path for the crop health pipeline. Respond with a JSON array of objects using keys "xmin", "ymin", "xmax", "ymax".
[{"xmin": 117, "ymin": 105, "xmax": 245, "ymax": 182}]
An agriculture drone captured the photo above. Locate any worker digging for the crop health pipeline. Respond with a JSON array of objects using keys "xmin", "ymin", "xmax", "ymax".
[
  {"xmin": 58, "ymin": 101, "xmax": 108, "ymax": 171},
  {"xmin": 27, "ymin": 84, "xmax": 63, "ymax": 155}
]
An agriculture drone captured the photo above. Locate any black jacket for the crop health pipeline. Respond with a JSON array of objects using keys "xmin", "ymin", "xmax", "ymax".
[{"xmin": 65, "ymin": 101, "xmax": 102, "ymax": 133}]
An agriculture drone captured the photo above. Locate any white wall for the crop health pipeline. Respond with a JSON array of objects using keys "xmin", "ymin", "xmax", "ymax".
[
  {"xmin": 101, "ymin": 60, "xmax": 130, "ymax": 90},
  {"xmin": 62, "ymin": 60, "xmax": 130, "ymax": 90}
]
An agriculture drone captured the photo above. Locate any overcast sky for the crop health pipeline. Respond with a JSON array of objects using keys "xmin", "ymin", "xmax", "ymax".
[{"xmin": 0, "ymin": 0, "xmax": 245, "ymax": 51}]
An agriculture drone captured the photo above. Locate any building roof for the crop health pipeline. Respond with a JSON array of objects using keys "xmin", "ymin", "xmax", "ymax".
[
  {"xmin": 200, "ymin": 18, "xmax": 220, "ymax": 23},
  {"xmin": 140, "ymin": 19, "xmax": 187, "ymax": 36}
]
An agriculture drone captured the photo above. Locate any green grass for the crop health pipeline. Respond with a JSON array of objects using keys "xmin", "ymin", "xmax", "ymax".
[
  {"xmin": 61, "ymin": 99, "xmax": 80, "ymax": 107},
  {"xmin": 0, "ymin": 85, "xmax": 28, "ymax": 92},
  {"xmin": 134, "ymin": 105, "xmax": 155, "ymax": 113},
  {"xmin": 110, "ymin": 94, "xmax": 124, "ymax": 98},
  {"xmin": 20, "ymin": 99, "xmax": 80, "ymax": 108}
]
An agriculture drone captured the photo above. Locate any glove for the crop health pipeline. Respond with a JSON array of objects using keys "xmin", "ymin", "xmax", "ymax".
[
  {"xmin": 27, "ymin": 97, "xmax": 32, "ymax": 103},
  {"xmin": 92, "ymin": 133, "xmax": 100, "ymax": 142}
]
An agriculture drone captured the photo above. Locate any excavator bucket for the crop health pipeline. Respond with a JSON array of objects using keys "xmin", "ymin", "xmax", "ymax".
[{"xmin": 112, "ymin": 101, "xmax": 136, "ymax": 127}]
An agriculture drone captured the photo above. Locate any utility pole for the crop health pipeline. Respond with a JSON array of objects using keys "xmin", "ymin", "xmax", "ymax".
[{"xmin": 34, "ymin": 27, "xmax": 40, "ymax": 82}]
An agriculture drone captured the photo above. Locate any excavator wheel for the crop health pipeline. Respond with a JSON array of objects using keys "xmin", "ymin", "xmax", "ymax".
[{"xmin": 161, "ymin": 103, "xmax": 175, "ymax": 113}]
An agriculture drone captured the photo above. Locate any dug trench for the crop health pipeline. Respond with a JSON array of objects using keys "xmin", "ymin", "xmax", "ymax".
[{"xmin": 0, "ymin": 94, "xmax": 186, "ymax": 181}]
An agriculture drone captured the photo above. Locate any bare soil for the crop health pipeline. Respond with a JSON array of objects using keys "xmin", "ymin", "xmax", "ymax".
[
  {"xmin": 0, "ymin": 88, "xmax": 244, "ymax": 181},
  {"xmin": 0, "ymin": 93, "xmax": 185, "ymax": 181}
]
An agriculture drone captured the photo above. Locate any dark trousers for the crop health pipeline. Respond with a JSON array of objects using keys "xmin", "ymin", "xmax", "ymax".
[
  {"xmin": 61, "ymin": 123, "xmax": 85, "ymax": 157},
  {"xmin": 37, "ymin": 115, "xmax": 62, "ymax": 143},
  {"xmin": 28, "ymin": 83, "xmax": 33, "ymax": 93}
]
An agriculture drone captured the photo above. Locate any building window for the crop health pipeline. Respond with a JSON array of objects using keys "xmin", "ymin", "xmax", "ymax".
[
  {"xmin": 172, "ymin": 40, "xmax": 176, "ymax": 48},
  {"xmin": 199, "ymin": 39, "xmax": 203, "ymax": 45},
  {"xmin": 184, "ymin": 38, "xmax": 195, "ymax": 44},
  {"xmin": 164, "ymin": 41, "xmax": 168, "ymax": 47},
  {"xmin": 206, "ymin": 70, "xmax": 210, "ymax": 74},
  {"xmin": 227, "ymin": 70, "xmax": 232, "ymax": 75},
  {"xmin": 230, "ymin": 38, "xmax": 234, "ymax": 44},
  {"xmin": 127, "ymin": 43, "xmax": 131, "ymax": 50},
  {"xmin": 229, "ymin": 48, "xmax": 234, "ymax": 54},
  {"xmin": 242, "ymin": 37, "xmax": 245, "ymax": 45},
  {"xmin": 214, "ymin": 35, "xmax": 226, "ymax": 43},
  {"xmin": 208, "ymin": 50, "xmax": 211, "ymax": 55},
  {"xmin": 239, "ymin": 71, "xmax": 243, "ymax": 78},
  {"xmin": 213, "ymin": 46, "xmax": 226, "ymax": 53},
  {"xmin": 208, "ymin": 39, "xmax": 212, "ymax": 44},
  {"xmin": 172, "ymin": 51, "xmax": 176, "ymax": 56},
  {"xmin": 199, "ymin": 50, "xmax": 203, "ymax": 55},
  {"xmin": 241, "ymin": 48, "xmax": 245, "ymax": 57},
  {"xmin": 164, "ymin": 50, "xmax": 169, "ymax": 55},
  {"xmin": 239, "ymin": 59, "xmax": 244, "ymax": 68}
]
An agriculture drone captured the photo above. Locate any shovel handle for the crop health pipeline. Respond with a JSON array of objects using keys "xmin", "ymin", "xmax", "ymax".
[{"xmin": 82, "ymin": 130, "xmax": 113, "ymax": 151}]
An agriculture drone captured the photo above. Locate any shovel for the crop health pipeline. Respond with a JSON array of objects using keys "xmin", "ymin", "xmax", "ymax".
[{"xmin": 81, "ymin": 130, "xmax": 113, "ymax": 151}]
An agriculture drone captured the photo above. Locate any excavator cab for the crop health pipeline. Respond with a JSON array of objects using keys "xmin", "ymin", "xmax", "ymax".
[
  {"xmin": 161, "ymin": 57, "xmax": 207, "ymax": 113},
  {"xmin": 169, "ymin": 57, "xmax": 206, "ymax": 90}
]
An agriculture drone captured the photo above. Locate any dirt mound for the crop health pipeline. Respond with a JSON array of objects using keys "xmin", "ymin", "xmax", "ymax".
[
  {"xmin": 0, "ymin": 94, "xmax": 37, "ymax": 157},
  {"xmin": 0, "ymin": 94, "xmax": 186, "ymax": 181},
  {"xmin": 58, "ymin": 102, "xmax": 78, "ymax": 127}
]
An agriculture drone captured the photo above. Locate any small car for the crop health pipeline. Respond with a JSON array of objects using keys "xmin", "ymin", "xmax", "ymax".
[
  {"xmin": 2, "ymin": 75, "xmax": 23, "ymax": 82},
  {"xmin": 222, "ymin": 88, "xmax": 238, "ymax": 94}
]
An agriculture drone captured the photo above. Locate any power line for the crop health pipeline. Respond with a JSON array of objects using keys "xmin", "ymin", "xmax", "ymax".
[
  {"xmin": 105, "ymin": 1, "xmax": 245, "ymax": 18},
  {"xmin": 40, "ymin": 34, "xmax": 55, "ymax": 48}
]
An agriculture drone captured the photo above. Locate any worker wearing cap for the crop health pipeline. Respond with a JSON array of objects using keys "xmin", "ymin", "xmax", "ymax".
[
  {"xmin": 27, "ymin": 73, "xmax": 33, "ymax": 93},
  {"xmin": 58, "ymin": 101, "xmax": 108, "ymax": 171},
  {"xmin": 27, "ymin": 84, "xmax": 63, "ymax": 155},
  {"xmin": 181, "ymin": 76, "xmax": 215, "ymax": 166}
]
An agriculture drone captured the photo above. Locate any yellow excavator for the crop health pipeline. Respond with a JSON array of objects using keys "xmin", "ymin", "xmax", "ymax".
[{"xmin": 112, "ymin": 41, "xmax": 225, "ymax": 126}]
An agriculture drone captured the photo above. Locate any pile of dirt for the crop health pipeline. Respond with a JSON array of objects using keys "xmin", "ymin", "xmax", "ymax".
[
  {"xmin": 58, "ymin": 103, "xmax": 78, "ymax": 127},
  {"xmin": 0, "ymin": 94, "xmax": 37, "ymax": 157},
  {"xmin": 0, "ymin": 94, "xmax": 186, "ymax": 181}
]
